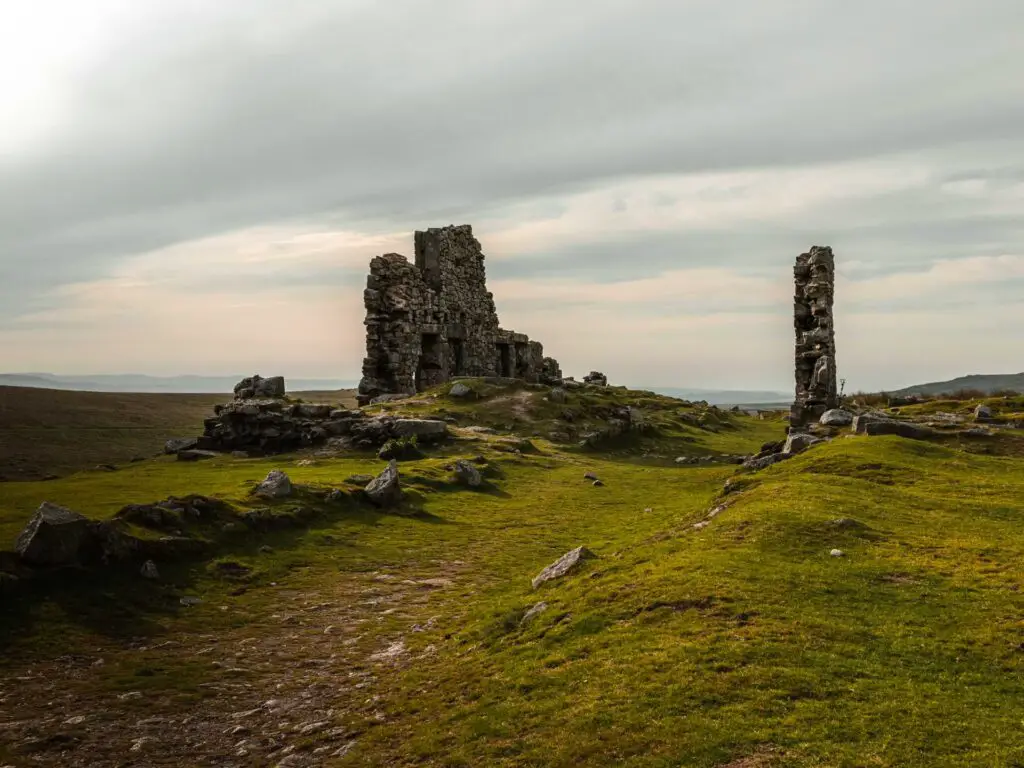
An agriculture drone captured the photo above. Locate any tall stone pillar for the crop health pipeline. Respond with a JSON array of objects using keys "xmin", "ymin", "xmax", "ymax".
[{"xmin": 791, "ymin": 246, "xmax": 838, "ymax": 427}]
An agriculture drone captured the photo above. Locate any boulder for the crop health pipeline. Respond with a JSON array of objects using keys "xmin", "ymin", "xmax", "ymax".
[
  {"xmin": 370, "ymin": 393, "xmax": 412, "ymax": 405},
  {"xmin": 783, "ymin": 432, "xmax": 820, "ymax": 455},
  {"xmin": 14, "ymin": 503, "xmax": 92, "ymax": 566},
  {"xmin": 582, "ymin": 371, "xmax": 608, "ymax": 387},
  {"xmin": 819, "ymin": 409, "xmax": 854, "ymax": 427},
  {"xmin": 449, "ymin": 382, "xmax": 473, "ymax": 398},
  {"xmin": 391, "ymin": 419, "xmax": 448, "ymax": 443},
  {"xmin": 862, "ymin": 420, "xmax": 936, "ymax": 440},
  {"xmin": 253, "ymin": 470, "xmax": 293, "ymax": 499},
  {"xmin": 164, "ymin": 437, "xmax": 198, "ymax": 455},
  {"xmin": 233, "ymin": 374, "xmax": 286, "ymax": 400},
  {"xmin": 532, "ymin": 546, "xmax": 595, "ymax": 589},
  {"xmin": 549, "ymin": 387, "xmax": 567, "ymax": 404},
  {"xmin": 295, "ymin": 404, "xmax": 333, "ymax": 419},
  {"xmin": 453, "ymin": 459, "xmax": 483, "ymax": 487},
  {"xmin": 521, "ymin": 601, "xmax": 549, "ymax": 625},
  {"xmin": 974, "ymin": 404, "xmax": 993, "ymax": 421},
  {"xmin": 364, "ymin": 460, "xmax": 403, "ymax": 507}
]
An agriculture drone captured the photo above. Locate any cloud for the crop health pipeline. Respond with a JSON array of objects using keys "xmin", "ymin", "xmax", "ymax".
[{"xmin": 2, "ymin": 0, "xmax": 1024, "ymax": 389}]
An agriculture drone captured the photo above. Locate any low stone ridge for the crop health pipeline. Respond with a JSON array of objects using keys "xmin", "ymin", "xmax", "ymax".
[
  {"xmin": 355, "ymin": 225, "xmax": 563, "ymax": 405},
  {"xmin": 579, "ymin": 405, "xmax": 646, "ymax": 447},
  {"xmin": 364, "ymin": 461, "xmax": 403, "ymax": 507},
  {"xmin": 532, "ymin": 546, "xmax": 595, "ymax": 589},
  {"xmin": 582, "ymin": 371, "xmax": 608, "ymax": 387}
]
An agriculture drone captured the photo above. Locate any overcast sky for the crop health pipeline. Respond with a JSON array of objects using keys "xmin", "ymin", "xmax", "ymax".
[{"xmin": 2, "ymin": 0, "xmax": 1022, "ymax": 392}]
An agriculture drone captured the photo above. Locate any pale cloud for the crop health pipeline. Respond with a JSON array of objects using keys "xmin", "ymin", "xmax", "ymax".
[{"xmin": 2, "ymin": 0, "xmax": 1024, "ymax": 391}]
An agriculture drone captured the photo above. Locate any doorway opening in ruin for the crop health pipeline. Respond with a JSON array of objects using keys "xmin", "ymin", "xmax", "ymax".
[
  {"xmin": 450, "ymin": 338, "xmax": 465, "ymax": 376},
  {"xmin": 416, "ymin": 333, "xmax": 443, "ymax": 391},
  {"xmin": 514, "ymin": 342, "xmax": 528, "ymax": 378},
  {"xmin": 497, "ymin": 344, "xmax": 513, "ymax": 378}
]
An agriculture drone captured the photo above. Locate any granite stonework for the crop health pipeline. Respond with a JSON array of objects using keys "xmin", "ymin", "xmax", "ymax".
[
  {"xmin": 356, "ymin": 225, "xmax": 561, "ymax": 405},
  {"xmin": 791, "ymin": 246, "xmax": 839, "ymax": 427}
]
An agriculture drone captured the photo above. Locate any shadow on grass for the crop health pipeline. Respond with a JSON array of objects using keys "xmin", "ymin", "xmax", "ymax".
[{"xmin": 0, "ymin": 486, "xmax": 454, "ymax": 656}]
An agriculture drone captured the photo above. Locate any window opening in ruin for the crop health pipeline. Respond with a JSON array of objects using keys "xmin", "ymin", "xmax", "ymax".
[
  {"xmin": 497, "ymin": 344, "xmax": 513, "ymax": 378},
  {"xmin": 450, "ymin": 338, "xmax": 465, "ymax": 376}
]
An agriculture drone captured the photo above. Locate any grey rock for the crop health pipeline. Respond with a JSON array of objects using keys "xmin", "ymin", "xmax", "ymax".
[
  {"xmin": 449, "ymin": 382, "xmax": 473, "ymax": 398},
  {"xmin": 254, "ymin": 469, "xmax": 292, "ymax": 498},
  {"xmin": 592, "ymin": 479, "xmax": 604, "ymax": 487},
  {"xmin": 583, "ymin": 472, "xmax": 599, "ymax": 481},
  {"xmin": 234, "ymin": 374, "xmax": 285, "ymax": 399},
  {"xmin": 583, "ymin": 371, "xmax": 608, "ymax": 387},
  {"xmin": 14, "ymin": 502, "xmax": 91, "ymax": 566},
  {"xmin": 140, "ymin": 560, "xmax": 160, "ymax": 580},
  {"xmin": 819, "ymin": 409, "xmax": 854, "ymax": 427},
  {"xmin": 164, "ymin": 437, "xmax": 198, "ymax": 455},
  {"xmin": 830, "ymin": 549, "xmax": 845, "ymax": 557},
  {"xmin": 369, "ymin": 393, "xmax": 413, "ymax": 405},
  {"xmin": 532, "ymin": 546, "xmax": 595, "ymax": 589},
  {"xmin": 453, "ymin": 459, "xmax": 482, "ymax": 487},
  {"xmin": 179, "ymin": 596, "xmax": 202, "ymax": 607},
  {"xmin": 852, "ymin": 412, "xmax": 895, "ymax": 434},
  {"xmin": 364, "ymin": 460, "xmax": 403, "ymax": 508},
  {"xmin": 974, "ymin": 404, "xmax": 993, "ymax": 420},
  {"xmin": 549, "ymin": 387, "xmax": 567, "ymax": 404}
]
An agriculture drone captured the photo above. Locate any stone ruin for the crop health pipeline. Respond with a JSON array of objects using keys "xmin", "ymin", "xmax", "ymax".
[
  {"xmin": 356, "ymin": 224, "xmax": 561, "ymax": 405},
  {"xmin": 174, "ymin": 375, "xmax": 449, "ymax": 456},
  {"xmin": 791, "ymin": 246, "xmax": 839, "ymax": 426}
]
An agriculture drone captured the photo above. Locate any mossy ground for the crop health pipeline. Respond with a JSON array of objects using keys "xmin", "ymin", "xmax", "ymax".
[{"xmin": 0, "ymin": 384, "xmax": 1022, "ymax": 766}]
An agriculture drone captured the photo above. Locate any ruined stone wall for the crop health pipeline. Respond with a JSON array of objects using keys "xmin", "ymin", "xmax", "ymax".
[
  {"xmin": 791, "ymin": 246, "xmax": 839, "ymax": 426},
  {"xmin": 358, "ymin": 225, "xmax": 558, "ymax": 404}
]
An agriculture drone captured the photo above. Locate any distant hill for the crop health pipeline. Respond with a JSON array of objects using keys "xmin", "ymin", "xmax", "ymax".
[
  {"xmin": 0, "ymin": 373, "xmax": 357, "ymax": 394},
  {"xmin": 889, "ymin": 373, "xmax": 1024, "ymax": 397}
]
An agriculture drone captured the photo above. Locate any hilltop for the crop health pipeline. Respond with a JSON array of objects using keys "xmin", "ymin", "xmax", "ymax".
[
  {"xmin": 0, "ymin": 380, "xmax": 1022, "ymax": 766},
  {"xmin": 888, "ymin": 372, "xmax": 1024, "ymax": 397}
]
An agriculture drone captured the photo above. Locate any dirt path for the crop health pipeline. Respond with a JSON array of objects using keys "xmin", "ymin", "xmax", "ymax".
[{"xmin": 0, "ymin": 565, "xmax": 461, "ymax": 767}]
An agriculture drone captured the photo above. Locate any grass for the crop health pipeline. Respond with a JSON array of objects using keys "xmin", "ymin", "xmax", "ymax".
[{"xmin": 0, "ymin": 383, "xmax": 1022, "ymax": 766}]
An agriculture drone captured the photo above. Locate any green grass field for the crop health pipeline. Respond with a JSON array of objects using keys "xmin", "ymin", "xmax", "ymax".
[{"xmin": 0, "ymin": 382, "xmax": 1021, "ymax": 767}]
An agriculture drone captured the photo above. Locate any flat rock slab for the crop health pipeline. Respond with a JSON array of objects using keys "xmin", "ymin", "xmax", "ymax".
[
  {"xmin": 177, "ymin": 449, "xmax": 219, "ymax": 462},
  {"xmin": 391, "ymin": 419, "xmax": 448, "ymax": 442},
  {"xmin": 532, "ymin": 546, "xmax": 595, "ymax": 589},
  {"xmin": 819, "ymin": 409, "xmax": 854, "ymax": 427}
]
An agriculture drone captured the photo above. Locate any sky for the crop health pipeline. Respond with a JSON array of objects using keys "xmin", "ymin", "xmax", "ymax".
[{"xmin": 1, "ymin": 0, "xmax": 1023, "ymax": 392}]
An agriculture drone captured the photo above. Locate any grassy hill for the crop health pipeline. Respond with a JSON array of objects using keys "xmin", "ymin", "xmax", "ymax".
[
  {"xmin": 889, "ymin": 372, "xmax": 1024, "ymax": 397},
  {"xmin": 0, "ymin": 385, "xmax": 357, "ymax": 480},
  {"xmin": 0, "ymin": 381, "xmax": 1021, "ymax": 766}
]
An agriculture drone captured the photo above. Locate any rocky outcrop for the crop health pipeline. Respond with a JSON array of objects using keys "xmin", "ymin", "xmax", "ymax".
[
  {"xmin": 861, "ymin": 420, "xmax": 936, "ymax": 440},
  {"xmin": 355, "ymin": 225, "xmax": 561, "ymax": 405},
  {"xmin": 583, "ymin": 371, "xmax": 608, "ymax": 387},
  {"xmin": 579, "ymin": 406, "xmax": 646, "ymax": 447},
  {"xmin": 791, "ymin": 246, "xmax": 839, "ymax": 427}
]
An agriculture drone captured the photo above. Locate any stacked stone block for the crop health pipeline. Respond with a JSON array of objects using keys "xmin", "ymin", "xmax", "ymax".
[{"xmin": 791, "ymin": 246, "xmax": 839, "ymax": 426}]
